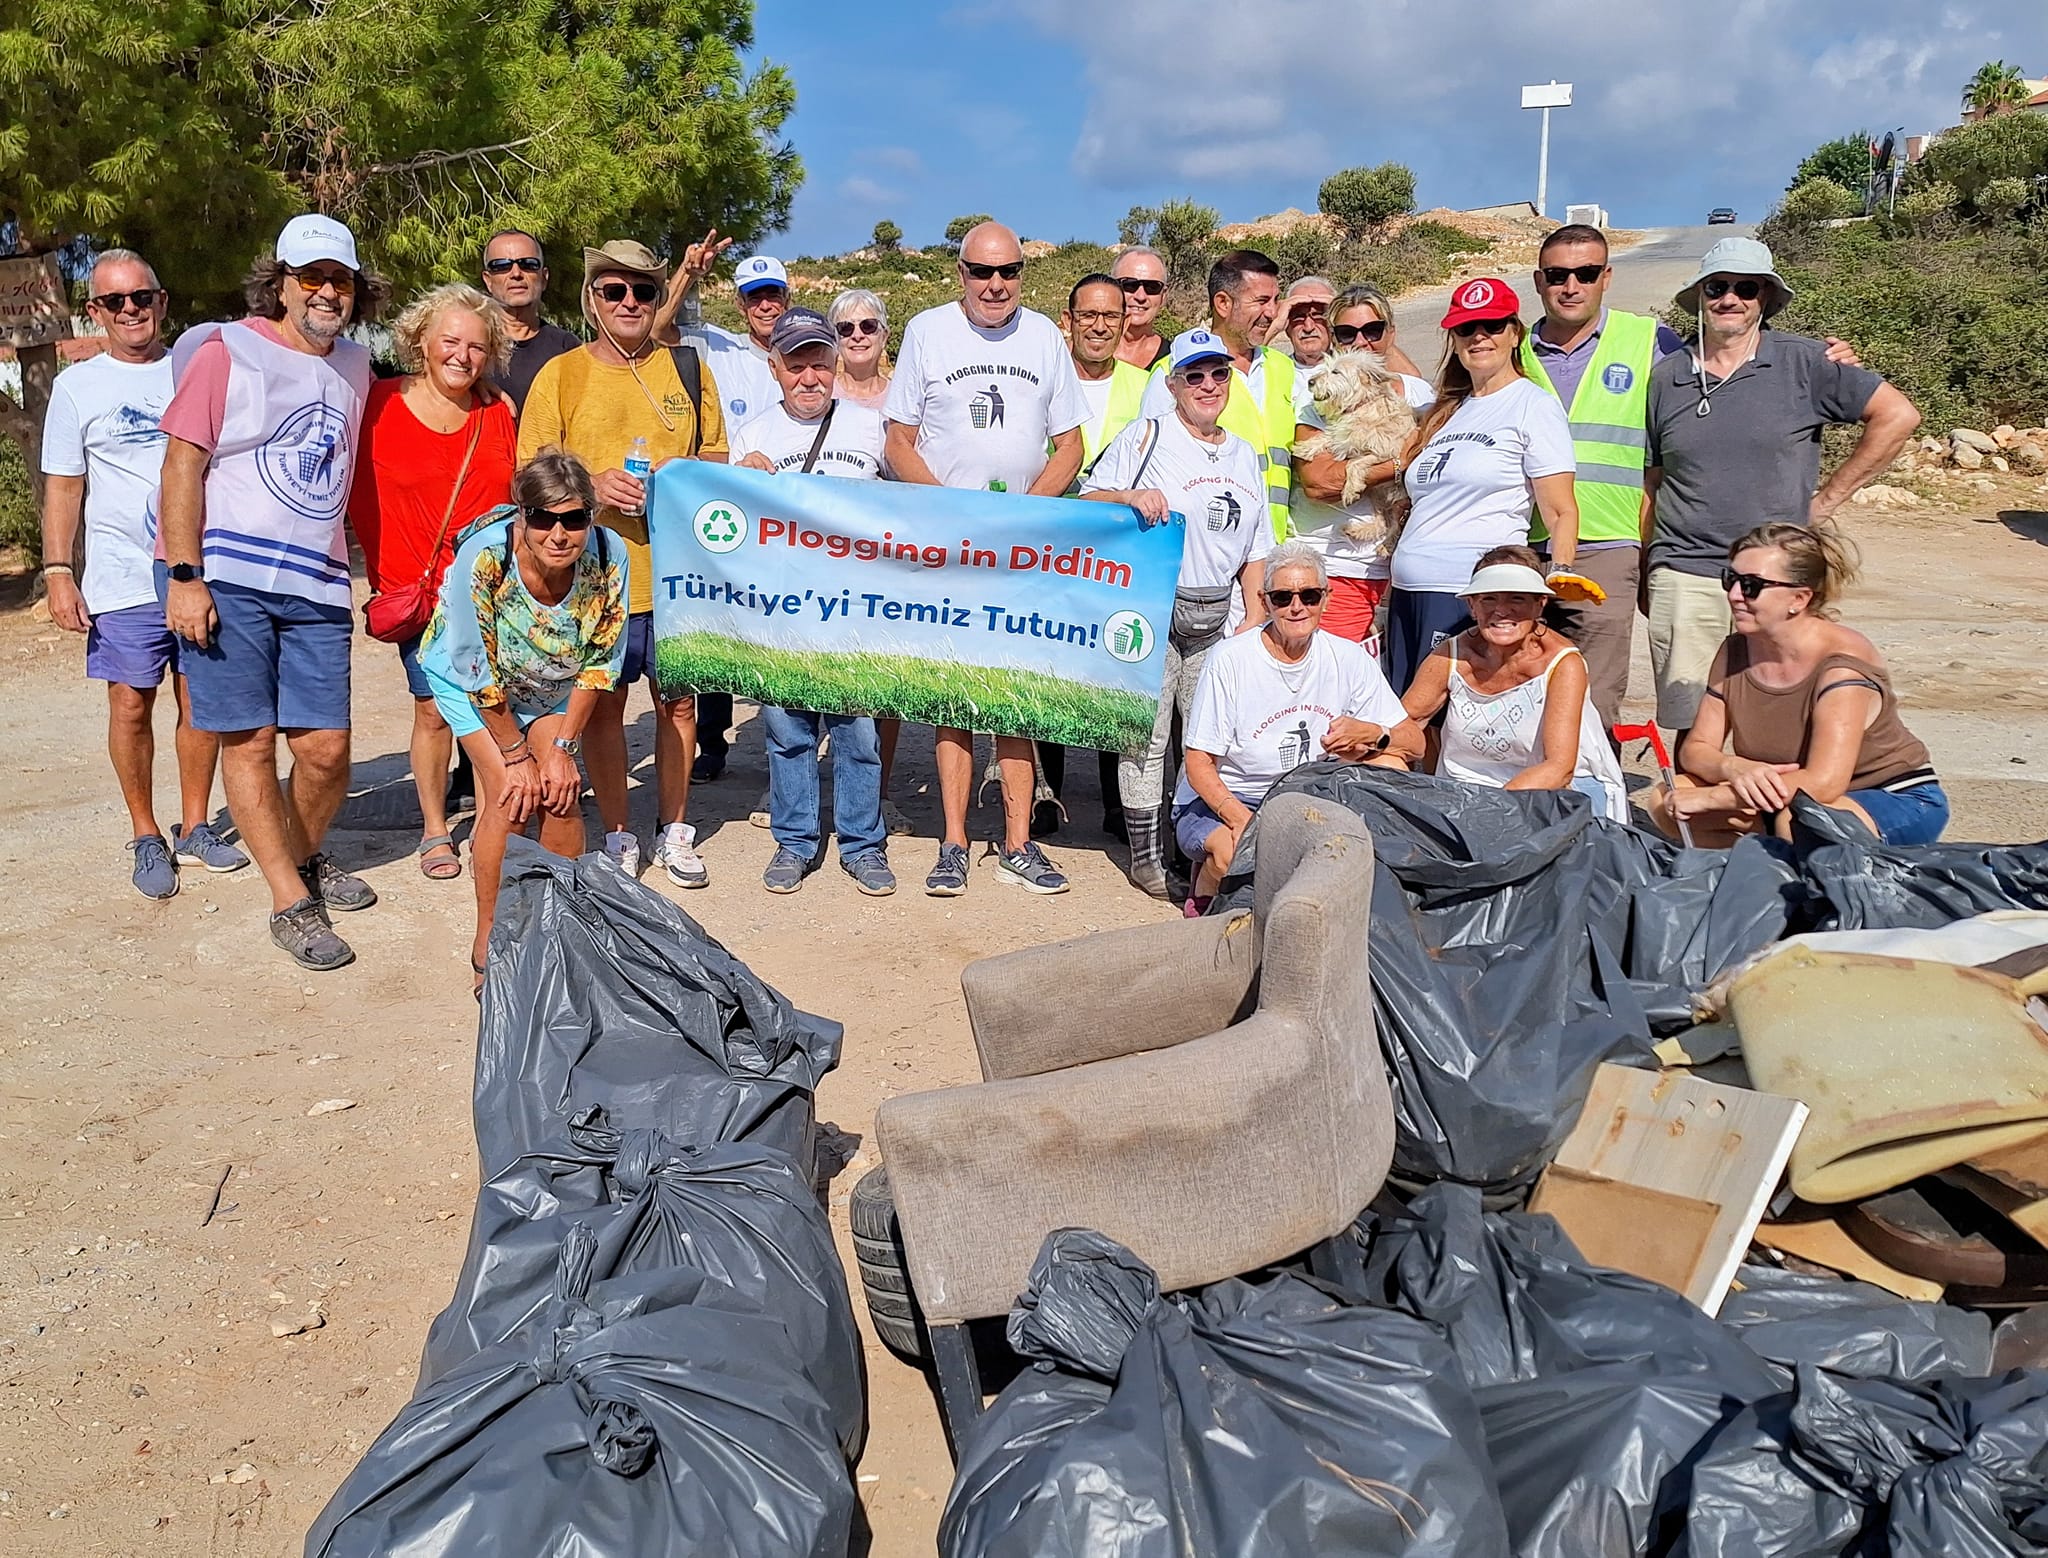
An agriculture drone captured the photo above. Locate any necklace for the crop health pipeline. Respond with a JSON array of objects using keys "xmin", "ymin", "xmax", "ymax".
[{"xmin": 1692, "ymin": 331, "xmax": 1760, "ymax": 418}]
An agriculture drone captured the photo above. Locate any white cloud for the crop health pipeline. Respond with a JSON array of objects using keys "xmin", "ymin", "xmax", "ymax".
[
  {"xmin": 840, "ymin": 175, "xmax": 904, "ymax": 206},
  {"xmin": 863, "ymin": 145, "xmax": 926, "ymax": 176}
]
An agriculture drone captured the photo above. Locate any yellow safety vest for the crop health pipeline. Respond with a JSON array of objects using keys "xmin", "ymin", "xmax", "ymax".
[
  {"xmin": 1518, "ymin": 309, "xmax": 1657, "ymax": 544},
  {"xmin": 1080, "ymin": 359, "xmax": 1152, "ymax": 467},
  {"xmin": 1147, "ymin": 345, "xmax": 1296, "ymax": 539}
]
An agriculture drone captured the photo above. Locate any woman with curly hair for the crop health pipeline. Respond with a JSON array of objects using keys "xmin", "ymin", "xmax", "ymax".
[{"xmin": 348, "ymin": 282, "xmax": 519, "ymax": 880}]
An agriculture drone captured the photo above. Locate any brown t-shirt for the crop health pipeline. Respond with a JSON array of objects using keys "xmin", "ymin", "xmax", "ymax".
[{"xmin": 1710, "ymin": 641, "xmax": 1935, "ymax": 792}]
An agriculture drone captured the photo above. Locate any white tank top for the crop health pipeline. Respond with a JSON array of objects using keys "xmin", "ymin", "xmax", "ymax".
[{"xmin": 1439, "ymin": 638, "xmax": 1630, "ymax": 822}]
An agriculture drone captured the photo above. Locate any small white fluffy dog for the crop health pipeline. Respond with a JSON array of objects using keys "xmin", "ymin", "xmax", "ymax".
[{"xmin": 1296, "ymin": 349, "xmax": 1419, "ymax": 545}]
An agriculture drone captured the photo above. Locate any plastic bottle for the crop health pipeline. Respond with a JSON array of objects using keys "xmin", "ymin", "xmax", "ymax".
[{"xmin": 622, "ymin": 436, "xmax": 652, "ymax": 517}]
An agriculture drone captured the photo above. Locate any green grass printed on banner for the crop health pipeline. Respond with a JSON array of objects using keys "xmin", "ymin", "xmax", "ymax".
[{"xmin": 655, "ymin": 632, "xmax": 1155, "ymax": 752}]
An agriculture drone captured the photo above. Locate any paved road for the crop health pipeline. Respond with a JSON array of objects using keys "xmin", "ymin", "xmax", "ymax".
[{"xmin": 1390, "ymin": 224, "xmax": 1751, "ymax": 355}]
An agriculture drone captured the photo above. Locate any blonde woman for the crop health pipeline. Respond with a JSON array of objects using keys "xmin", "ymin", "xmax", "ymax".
[
  {"xmin": 829, "ymin": 288, "xmax": 892, "ymax": 410},
  {"xmin": 349, "ymin": 282, "xmax": 518, "ymax": 879}
]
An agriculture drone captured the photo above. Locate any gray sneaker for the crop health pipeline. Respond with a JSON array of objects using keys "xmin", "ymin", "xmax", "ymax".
[
  {"xmin": 842, "ymin": 849, "xmax": 896, "ymax": 897},
  {"xmin": 995, "ymin": 840, "xmax": 1070, "ymax": 895},
  {"xmin": 762, "ymin": 847, "xmax": 809, "ymax": 894},
  {"xmin": 270, "ymin": 896, "xmax": 355, "ymax": 970},
  {"xmin": 300, "ymin": 851, "xmax": 377, "ymax": 911},
  {"xmin": 171, "ymin": 822, "xmax": 250, "ymax": 873},
  {"xmin": 924, "ymin": 842, "xmax": 970, "ymax": 897},
  {"xmin": 127, "ymin": 835, "xmax": 179, "ymax": 900}
]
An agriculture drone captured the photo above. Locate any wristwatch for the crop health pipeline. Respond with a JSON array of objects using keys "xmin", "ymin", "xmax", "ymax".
[
  {"xmin": 552, "ymin": 735, "xmax": 582, "ymax": 757},
  {"xmin": 168, "ymin": 562, "xmax": 203, "ymax": 583}
]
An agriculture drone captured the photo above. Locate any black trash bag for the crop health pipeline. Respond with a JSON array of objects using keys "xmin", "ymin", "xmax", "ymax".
[
  {"xmin": 1678, "ymin": 1364, "xmax": 2048, "ymax": 1557},
  {"xmin": 940, "ymin": 1228, "xmax": 1508, "ymax": 1558},
  {"xmin": 418, "ymin": 1106, "xmax": 865, "ymax": 1456},
  {"xmin": 1788, "ymin": 795, "xmax": 2048, "ymax": 929},
  {"xmin": 475, "ymin": 836, "xmax": 841, "ymax": 1172},
  {"xmin": 306, "ymin": 1225, "xmax": 854, "ymax": 1558},
  {"xmin": 1720, "ymin": 1263, "xmax": 1992, "ymax": 1384}
]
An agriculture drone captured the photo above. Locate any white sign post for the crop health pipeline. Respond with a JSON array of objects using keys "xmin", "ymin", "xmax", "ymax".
[{"xmin": 1520, "ymin": 81, "xmax": 1574, "ymax": 218}]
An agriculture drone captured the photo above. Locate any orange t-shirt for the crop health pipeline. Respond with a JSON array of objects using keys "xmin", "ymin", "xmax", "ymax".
[{"xmin": 348, "ymin": 379, "xmax": 518, "ymax": 593}]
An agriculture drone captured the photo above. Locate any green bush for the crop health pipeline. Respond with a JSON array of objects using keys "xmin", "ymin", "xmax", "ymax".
[
  {"xmin": 0, "ymin": 435, "xmax": 37, "ymax": 559},
  {"xmin": 870, "ymin": 219, "xmax": 902, "ymax": 252},
  {"xmin": 1779, "ymin": 177, "xmax": 1860, "ymax": 228},
  {"xmin": 1403, "ymin": 218, "xmax": 1487, "ymax": 255},
  {"xmin": 1917, "ymin": 113, "xmax": 2048, "ymax": 207},
  {"xmin": 1272, "ymin": 223, "xmax": 1336, "ymax": 278},
  {"xmin": 1152, "ymin": 198, "xmax": 1221, "ymax": 283},
  {"xmin": 1789, "ymin": 133, "xmax": 1874, "ymax": 196},
  {"xmin": 1890, "ymin": 182, "xmax": 1959, "ymax": 237},
  {"xmin": 943, "ymin": 213, "xmax": 993, "ymax": 248},
  {"xmin": 1977, "ymin": 176, "xmax": 2032, "ymax": 224},
  {"xmin": 1318, "ymin": 162, "xmax": 1417, "ymax": 234}
]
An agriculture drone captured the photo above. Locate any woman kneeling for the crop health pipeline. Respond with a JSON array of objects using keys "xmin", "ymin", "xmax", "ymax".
[
  {"xmin": 1649, "ymin": 522, "xmax": 1947, "ymax": 847},
  {"xmin": 418, "ymin": 448, "xmax": 630, "ymax": 991}
]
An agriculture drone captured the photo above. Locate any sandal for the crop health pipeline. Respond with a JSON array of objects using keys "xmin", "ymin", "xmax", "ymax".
[{"xmin": 419, "ymin": 834, "xmax": 462, "ymax": 880}]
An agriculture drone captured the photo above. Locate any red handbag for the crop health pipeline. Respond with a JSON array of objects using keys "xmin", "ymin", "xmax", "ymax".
[{"xmin": 362, "ymin": 410, "xmax": 486, "ymax": 644}]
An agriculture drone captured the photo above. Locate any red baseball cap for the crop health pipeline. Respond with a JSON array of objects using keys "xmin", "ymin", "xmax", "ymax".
[{"xmin": 1440, "ymin": 277, "xmax": 1520, "ymax": 330}]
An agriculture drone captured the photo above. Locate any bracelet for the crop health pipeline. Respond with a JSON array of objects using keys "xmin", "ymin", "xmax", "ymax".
[
  {"xmin": 508, "ymin": 750, "xmax": 537, "ymax": 767},
  {"xmin": 41, "ymin": 563, "xmax": 73, "ymax": 576},
  {"xmin": 496, "ymin": 735, "xmax": 529, "ymax": 756}
]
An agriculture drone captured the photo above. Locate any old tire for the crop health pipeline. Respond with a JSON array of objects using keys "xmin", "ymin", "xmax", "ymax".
[{"xmin": 851, "ymin": 1164, "xmax": 927, "ymax": 1361}]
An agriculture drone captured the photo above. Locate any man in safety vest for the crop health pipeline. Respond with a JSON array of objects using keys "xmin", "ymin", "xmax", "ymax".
[
  {"xmin": 1139, "ymin": 248, "xmax": 1314, "ymax": 541},
  {"xmin": 1062, "ymin": 273, "xmax": 1150, "ymax": 472}
]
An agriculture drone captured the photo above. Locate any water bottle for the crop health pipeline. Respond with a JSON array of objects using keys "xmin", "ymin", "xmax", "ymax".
[{"xmin": 621, "ymin": 436, "xmax": 652, "ymax": 517}]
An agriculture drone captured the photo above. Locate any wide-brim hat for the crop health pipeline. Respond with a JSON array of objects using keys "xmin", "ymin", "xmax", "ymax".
[
  {"xmin": 1674, "ymin": 235, "xmax": 1794, "ymax": 318},
  {"xmin": 582, "ymin": 240, "xmax": 669, "ymax": 302}
]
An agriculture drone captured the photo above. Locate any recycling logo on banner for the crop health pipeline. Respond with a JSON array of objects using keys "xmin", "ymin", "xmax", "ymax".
[{"xmin": 693, "ymin": 498, "xmax": 747, "ymax": 553}]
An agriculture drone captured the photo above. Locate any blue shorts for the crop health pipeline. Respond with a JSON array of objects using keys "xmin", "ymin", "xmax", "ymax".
[
  {"xmin": 161, "ymin": 568, "xmax": 353, "ymax": 733},
  {"xmin": 1172, "ymin": 793, "xmax": 1256, "ymax": 861},
  {"xmin": 398, "ymin": 634, "xmax": 432, "ymax": 699},
  {"xmin": 86, "ymin": 603, "xmax": 177, "ymax": 689},
  {"xmin": 620, "ymin": 611, "xmax": 653, "ymax": 687},
  {"xmin": 1847, "ymin": 781, "xmax": 1949, "ymax": 846},
  {"xmin": 424, "ymin": 665, "xmax": 567, "ymax": 740}
]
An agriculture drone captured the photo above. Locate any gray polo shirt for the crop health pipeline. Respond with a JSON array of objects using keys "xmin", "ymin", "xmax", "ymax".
[{"xmin": 1646, "ymin": 330, "xmax": 1882, "ymax": 578}]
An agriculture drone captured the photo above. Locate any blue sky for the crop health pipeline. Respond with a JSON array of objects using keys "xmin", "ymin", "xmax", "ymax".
[{"xmin": 755, "ymin": 0, "xmax": 2044, "ymax": 259}]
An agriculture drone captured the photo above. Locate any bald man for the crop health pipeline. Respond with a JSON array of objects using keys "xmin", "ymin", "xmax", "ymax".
[
  {"xmin": 884, "ymin": 221, "xmax": 1086, "ymax": 897},
  {"xmin": 1110, "ymin": 246, "xmax": 1170, "ymax": 369}
]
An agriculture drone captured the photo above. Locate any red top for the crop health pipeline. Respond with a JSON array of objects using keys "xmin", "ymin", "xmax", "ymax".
[{"xmin": 348, "ymin": 379, "xmax": 517, "ymax": 593}]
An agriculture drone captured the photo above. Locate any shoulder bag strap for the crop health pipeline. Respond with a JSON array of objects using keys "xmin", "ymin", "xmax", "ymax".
[
  {"xmin": 416, "ymin": 408, "xmax": 487, "ymax": 592},
  {"xmin": 1127, "ymin": 417, "xmax": 1163, "ymax": 489},
  {"xmin": 668, "ymin": 344, "xmax": 704, "ymax": 456},
  {"xmin": 798, "ymin": 402, "xmax": 837, "ymax": 475}
]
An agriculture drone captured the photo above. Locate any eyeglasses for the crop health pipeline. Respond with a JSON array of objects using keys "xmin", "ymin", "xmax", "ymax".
[
  {"xmin": 1331, "ymin": 321, "xmax": 1388, "ymax": 346},
  {"xmin": 1116, "ymin": 277, "xmax": 1165, "ymax": 297},
  {"xmin": 1719, "ymin": 567, "xmax": 1801, "ymax": 601},
  {"xmin": 524, "ymin": 505, "xmax": 594, "ymax": 532},
  {"xmin": 1264, "ymin": 587, "xmax": 1327, "ymax": 607},
  {"xmin": 1177, "ymin": 365, "xmax": 1233, "ymax": 386},
  {"xmin": 594, "ymin": 280, "xmax": 660, "ymax": 305},
  {"xmin": 289, "ymin": 267, "xmax": 356, "ymax": 295},
  {"xmin": 1452, "ymin": 317, "xmax": 1514, "ymax": 339},
  {"xmin": 1539, "ymin": 264, "xmax": 1606, "ymax": 286},
  {"xmin": 1069, "ymin": 309, "xmax": 1123, "ymax": 326},
  {"xmin": 483, "ymin": 255, "xmax": 544, "ymax": 275},
  {"xmin": 961, "ymin": 261, "xmax": 1024, "ymax": 281},
  {"xmin": 89, "ymin": 288, "xmax": 162, "ymax": 312},
  {"xmin": 1701, "ymin": 277, "xmax": 1764, "ymax": 301},
  {"xmin": 835, "ymin": 318, "xmax": 882, "ymax": 339}
]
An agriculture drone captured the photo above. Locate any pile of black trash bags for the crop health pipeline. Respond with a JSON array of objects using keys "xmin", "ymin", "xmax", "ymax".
[{"xmin": 306, "ymin": 839, "xmax": 862, "ymax": 1558}]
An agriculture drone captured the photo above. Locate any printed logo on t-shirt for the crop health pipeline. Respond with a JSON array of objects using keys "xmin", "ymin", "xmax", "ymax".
[
  {"xmin": 1411, "ymin": 447, "xmax": 1454, "ymax": 485},
  {"xmin": 968, "ymin": 383, "xmax": 1006, "ymax": 430},
  {"xmin": 107, "ymin": 403, "xmax": 167, "ymax": 448},
  {"xmin": 730, "ymin": 397, "xmax": 748, "ymax": 418},
  {"xmin": 257, "ymin": 400, "xmax": 352, "ymax": 519},
  {"xmin": 1205, "ymin": 491, "xmax": 1243, "ymax": 533},
  {"xmin": 663, "ymin": 392, "xmax": 691, "ymax": 419},
  {"xmin": 1601, "ymin": 363, "xmax": 1634, "ymax": 394},
  {"xmin": 1277, "ymin": 720, "xmax": 1315, "ymax": 770}
]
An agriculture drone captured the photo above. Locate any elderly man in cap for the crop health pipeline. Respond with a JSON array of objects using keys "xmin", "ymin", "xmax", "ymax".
[
  {"xmin": 1643, "ymin": 235, "xmax": 1920, "ymax": 735},
  {"xmin": 155, "ymin": 214, "xmax": 383, "ymax": 969},
  {"xmin": 518, "ymin": 238, "xmax": 730, "ymax": 887}
]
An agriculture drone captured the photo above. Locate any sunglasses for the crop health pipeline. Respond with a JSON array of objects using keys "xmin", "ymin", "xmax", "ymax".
[
  {"xmin": 1331, "ymin": 321, "xmax": 1388, "ymax": 346},
  {"xmin": 1116, "ymin": 277, "xmax": 1165, "ymax": 297},
  {"xmin": 1701, "ymin": 277, "xmax": 1764, "ymax": 301},
  {"xmin": 483, "ymin": 255, "xmax": 544, "ymax": 275},
  {"xmin": 835, "ymin": 317, "xmax": 882, "ymax": 339},
  {"xmin": 1719, "ymin": 567, "xmax": 1801, "ymax": 601},
  {"xmin": 741, "ymin": 286, "xmax": 789, "ymax": 304},
  {"xmin": 524, "ymin": 505, "xmax": 594, "ymax": 532},
  {"xmin": 594, "ymin": 280, "xmax": 660, "ymax": 305},
  {"xmin": 1540, "ymin": 264, "xmax": 1606, "ymax": 286},
  {"xmin": 961, "ymin": 261, "xmax": 1024, "ymax": 281},
  {"xmin": 1452, "ymin": 316, "xmax": 1515, "ymax": 339},
  {"xmin": 289, "ymin": 267, "xmax": 356, "ymax": 295},
  {"xmin": 90, "ymin": 288, "xmax": 162, "ymax": 312},
  {"xmin": 1177, "ymin": 364, "xmax": 1233, "ymax": 386},
  {"xmin": 1264, "ymin": 587, "xmax": 1327, "ymax": 607}
]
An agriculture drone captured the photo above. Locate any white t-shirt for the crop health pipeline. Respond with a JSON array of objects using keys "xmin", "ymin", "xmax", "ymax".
[
  {"xmin": 1175, "ymin": 627, "xmax": 1409, "ymax": 807},
  {"xmin": 728, "ymin": 400, "xmax": 886, "ymax": 480},
  {"xmin": 1138, "ymin": 347, "xmax": 1316, "ymax": 424},
  {"xmin": 1076, "ymin": 373, "xmax": 1115, "ymax": 453},
  {"xmin": 1391, "ymin": 377, "xmax": 1574, "ymax": 593},
  {"xmin": 39, "ymin": 351, "xmax": 175, "ymax": 613},
  {"xmin": 883, "ymin": 303, "xmax": 1085, "ymax": 491},
  {"xmin": 1083, "ymin": 416, "xmax": 1266, "ymax": 592},
  {"xmin": 1291, "ymin": 373, "xmax": 1435, "ymax": 580},
  {"xmin": 683, "ymin": 322, "xmax": 778, "ymax": 429}
]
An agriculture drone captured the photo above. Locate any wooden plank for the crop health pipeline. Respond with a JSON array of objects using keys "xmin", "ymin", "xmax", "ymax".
[
  {"xmin": 1751, "ymin": 1217, "xmax": 1945, "ymax": 1303},
  {"xmin": 1957, "ymin": 1132, "xmax": 2048, "ymax": 1252},
  {"xmin": 1528, "ymin": 1167, "xmax": 1718, "ymax": 1294},
  {"xmin": 1533, "ymin": 1064, "xmax": 1808, "ymax": 1315}
]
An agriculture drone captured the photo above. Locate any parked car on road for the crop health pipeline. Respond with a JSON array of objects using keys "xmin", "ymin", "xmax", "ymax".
[{"xmin": 1708, "ymin": 208, "xmax": 1738, "ymax": 224}]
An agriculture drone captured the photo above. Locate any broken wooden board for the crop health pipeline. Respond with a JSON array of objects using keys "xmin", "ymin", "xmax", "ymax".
[
  {"xmin": 1752, "ymin": 1216, "xmax": 1944, "ymax": 1303},
  {"xmin": 1529, "ymin": 1063, "xmax": 1807, "ymax": 1316},
  {"xmin": 1958, "ymin": 1132, "xmax": 2048, "ymax": 1252}
]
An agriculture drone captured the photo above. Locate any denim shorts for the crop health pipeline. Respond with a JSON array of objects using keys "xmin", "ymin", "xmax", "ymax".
[
  {"xmin": 86, "ymin": 603, "xmax": 177, "ymax": 689},
  {"xmin": 398, "ymin": 634, "xmax": 433, "ymax": 699},
  {"xmin": 1172, "ymin": 793, "xmax": 1257, "ymax": 861},
  {"xmin": 620, "ymin": 611, "xmax": 653, "ymax": 687},
  {"xmin": 1847, "ymin": 781, "xmax": 1949, "ymax": 846},
  {"xmin": 423, "ymin": 665, "xmax": 566, "ymax": 740},
  {"xmin": 161, "ymin": 568, "xmax": 353, "ymax": 733}
]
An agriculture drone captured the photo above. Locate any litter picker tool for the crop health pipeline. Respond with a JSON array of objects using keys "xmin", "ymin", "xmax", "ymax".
[{"xmin": 1614, "ymin": 722, "xmax": 1693, "ymax": 847}]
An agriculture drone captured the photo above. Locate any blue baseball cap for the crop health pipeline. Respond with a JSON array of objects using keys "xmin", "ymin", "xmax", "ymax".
[
  {"xmin": 1168, "ymin": 328, "xmax": 1232, "ymax": 373},
  {"xmin": 769, "ymin": 307, "xmax": 836, "ymax": 355},
  {"xmin": 735, "ymin": 255, "xmax": 789, "ymax": 294}
]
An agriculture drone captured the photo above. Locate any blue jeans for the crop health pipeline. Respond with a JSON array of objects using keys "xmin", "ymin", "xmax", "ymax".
[{"xmin": 763, "ymin": 707, "xmax": 884, "ymax": 860}]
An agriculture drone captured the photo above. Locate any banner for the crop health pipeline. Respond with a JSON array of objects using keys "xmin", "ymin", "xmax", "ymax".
[{"xmin": 647, "ymin": 462, "xmax": 1186, "ymax": 752}]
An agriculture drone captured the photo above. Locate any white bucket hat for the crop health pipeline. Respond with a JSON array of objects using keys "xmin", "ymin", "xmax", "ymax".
[
  {"xmin": 1459, "ymin": 562, "xmax": 1554, "ymax": 598},
  {"xmin": 1674, "ymin": 236, "xmax": 1795, "ymax": 318}
]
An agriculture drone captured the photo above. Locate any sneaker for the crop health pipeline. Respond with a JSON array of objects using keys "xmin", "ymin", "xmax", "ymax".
[
  {"xmin": 924, "ymin": 842, "xmax": 970, "ymax": 897},
  {"xmin": 270, "ymin": 895, "xmax": 354, "ymax": 970},
  {"xmin": 171, "ymin": 821, "xmax": 250, "ymax": 873},
  {"xmin": 690, "ymin": 751, "xmax": 726, "ymax": 783},
  {"xmin": 299, "ymin": 851, "xmax": 377, "ymax": 911},
  {"xmin": 127, "ymin": 835, "xmax": 179, "ymax": 900},
  {"xmin": 655, "ymin": 823, "xmax": 709, "ymax": 889},
  {"xmin": 880, "ymin": 798, "xmax": 913, "ymax": 837},
  {"xmin": 842, "ymin": 849, "xmax": 897, "ymax": 897},
  {"xmin": 749, "ymin": 788, "xmax": 772, "ymax": 829},
  {"xmin": 604, "ymin": 829, "xmax": 642, "ymax": 878},
  {"xmin": 762, "ymin": 847, "xmax": 808, "ymax": 894},
  {"xmin": 995, "ymin": 840, "xmax": 1070, "ymax": 895}
]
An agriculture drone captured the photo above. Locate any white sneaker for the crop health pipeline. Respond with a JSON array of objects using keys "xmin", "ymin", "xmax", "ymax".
[
  {"xmin": 749, "ymin": 787, "xmax": 772, "ymax": 828},
  {"xmin": 604, "ymin": 829, "xmax": 641, "ymax": 878},
  {"xmin": 880, "ymin": 797, "xmax": 913, "ymax": 836},
  {"xmin": 655, "ymin": 823, "xmax": 709, "ymax": 889}
]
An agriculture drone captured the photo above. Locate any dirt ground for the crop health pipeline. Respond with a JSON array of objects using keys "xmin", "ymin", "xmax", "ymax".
[{"xmin": 0, "ymin": 482, "xmax": 2043, "ymax": 1556}]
